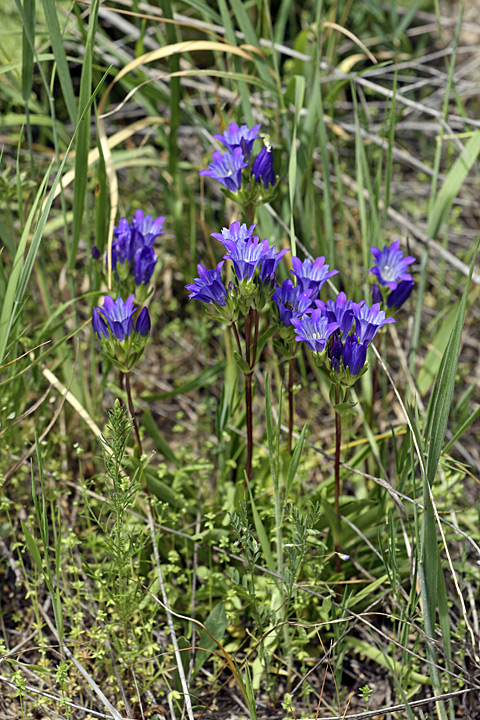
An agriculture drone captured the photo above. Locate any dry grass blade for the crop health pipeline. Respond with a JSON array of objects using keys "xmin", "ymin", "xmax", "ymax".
[{"xmin": 321, "ymin": 22, "xmax": 377, "ymax": 65}]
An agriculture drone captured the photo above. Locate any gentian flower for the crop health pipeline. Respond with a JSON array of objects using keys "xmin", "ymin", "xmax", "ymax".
[
  {"xmin": 130, "ymin": 209, "xmax": 165, "ymax": 247},
  {"xmin": 213, "ymin": 122, "xmax": 261, "ymax": 158},
  {"xmin": 252, "ymin": 145, "xmax": 276, "ymax": 188},
  {"xmin": 291, "ymin": 309, "xmax": 339, "ymax": 355},
  {"xmin": 370, "ymin": 241, "xmax": 415, "ymax": 290},
  {"xmin": 371, "ymin": 284, "xmax": 382, "ymax": 305},
  {"xmin": 134, "ymin": 246, "xmax": 157, "ymax": 286},
  {"xmin": 342, "ymin": 334, "xmax": 367, "ymax": 375},
  {"xmin": 222, "ymin": 235, "xmax": 287, "ymax": 286},
  {"xmin": 186, "ymin": 262, "xmax": 228, "ymax": 306},
  {"xmin": 94, "ymin": 295, "xmax": 137, "ymax": 341},
  {"xmin": 353, "ymin": 301, "xmax": 395, "ymax": 346},
  {"xmin": 92, "ymin": 308, "xmax": 109, "ymax": 339},
  {"xmin": 291, "ymin": 256, "xmax": 339, "ymax": 299},
  {"xmin": 258, "ymin": 244, "xmax": 288, "ymax": 286},
  {"xmin": 96, "ymin": 210, "xmax": 164, "ymax": 291},
  {"xmin": 323, "ymin": 292, "xmax": 356, "ymax": 336},
  {"xmin": 328, "ymin": 332, "xmax": 344, "ymax": 373},
  {"xmin": 136, "ymin": 307, "xmax": 151, "ymax": 337},
  {"xmin": 387, "ymin": 279, "xmax": 414, "ymax": 310},
  {"xmin": 211, "ymin": 221, "xmax": 256, "ymax": 248},
  {"xmin": 273, "ymin": 280, "xmax": 314, "ymax": 327},
  {"xmin": 92, "ymin": 294, "xmax": 152, "ymax": 372},
  {"xmin": 199, "ymin": 148, "xmax": 248, "ymax": 193}
]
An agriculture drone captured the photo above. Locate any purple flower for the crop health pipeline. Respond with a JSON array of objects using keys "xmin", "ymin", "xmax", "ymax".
[
  {"xmin": 291, "ymin": 309, "xmax": 339, "ymax": 355},
  {"xmin": 387, "ymin": 279, "xmax": 414, "ymax": 310},
  {"xmin": 135, "ymin": 307, "xmax": 151, "ymax": 337},
  {"xmin": 93, "ymin": 295, "xmax": 137, "ymax": 341},
  {"xmin": 353, "ymin": 301, "xmax": 395, "ymax": 346},
  {"xmin": 111, "ymin": 210, "xmax": 164, "ymax": 270},
  {"xmin": 370, "ymin": 241, "xmax": 415, "ymax": 290},
  {"xmin": 258, "ymin": 244, "xmax": 288, "ymax": 286},
  {"xmin": 324, "ymin": 292, "xmax": 356, "ymax": 336},
  {"xmin": 222, "ymin": 235, "xmax": 286, "ymax": 285},
  {"xmin": 273, "ymin": 280, "xmax": 314, "ymax": 327},
  {"xmin": 186, "ymin": 262, "xmax": 228, "ymax": 306},
  {"xmin": 328, "ymin": 332, "xmax": 344, "ymax": 372},
  {"xmin": 92, "ymin": 307, "xmax": 109, "ymax": 338},
  {"xmin": 213, "ymin": 122, "xmax": 261, "ymax": 158},
  {"xmin": 112, "ymin": 218, "xmax": 133, "ymax": 265},
  {"xmin": 342, "ymin": 334, "xmax": 367, "ymax": 375},
  {"xmin": 130, "ymin": 209, "xmax": 165, "ymax": 247},
  {"xmin": 291, "ymin": 256, "xmax": 339, "ymax": 299},
  {"xmin": 134, "ymin": 246, "xmax": 157, "ymax": 286},
  {"xmin": 199, "ymin": 147, "xmax": 248, "ymax": 193},
  {"xmin": 252, "ymin": 145, "xmax": 276, "ymax": 188},
  {"xmin": 371, "ymin": 284, "xmax": 382, "ymax": 305},
  {"xmin": 211, "ymin": 221, "xmax": 256, "ymax": 248},
  {"xmin": 92, "ymin": 245, "xmax": 102, "ymax": 260}
]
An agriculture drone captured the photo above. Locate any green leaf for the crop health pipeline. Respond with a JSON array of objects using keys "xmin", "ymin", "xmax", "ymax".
[
  {"xmin": 332, "ymin": 401, "xmax": 357, "ymax": 417},
  {"xmin": 285, "ymin": 424, "xmax": 306, "ymax": 500},
  {"xmin": 427, "ymin": 130, "xmax": 480, "ymax": 240},
  {"xmin": 233, "ymin": 351, "xmax": 251, "ymax": 375},
  {"xmin": 21, "ymin": 521, "xmax": 43, "ymax": 574},
  {"xmin": 70, "ymin": 0, "xmax": 100, "ymax": 269},
  {"xmin": 247, "ymin": 476, "xmax": 275, "ymax": 574},
  {"xmin": 194, "ymin": 602, "xmax": 227, "ymax": 676},
  {"xmin": 41, "ymin": 0, "xmax": 77, "ymax": 124}
]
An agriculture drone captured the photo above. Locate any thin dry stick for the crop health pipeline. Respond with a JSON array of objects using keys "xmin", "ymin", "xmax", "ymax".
[{"xmin": 147, "ymin": 506, "xmax": 195, "ymax": 720}]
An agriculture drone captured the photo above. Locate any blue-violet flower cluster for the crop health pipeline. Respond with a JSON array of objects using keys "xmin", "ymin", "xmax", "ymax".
[
  {"xmin": 200, "ymin": 122, "xmax": 276, "ymax": 198},
  {"xmin": 186, "ymin": 221, "xmax": 287, "ymax": 317},
  {"xmin": 92, "ymin": 294, "xmax": 151, "ymax": 371},
  {"xmin": 370, "ymin": 241, "xmax": 415, "ymax": 310},
  {"xmin": 92, "ymin": 209, "xmax": 165, "ymax": 300},
  {"xmin": 272, "ymin": 256, "xmax": 396, "ymax": 383}
]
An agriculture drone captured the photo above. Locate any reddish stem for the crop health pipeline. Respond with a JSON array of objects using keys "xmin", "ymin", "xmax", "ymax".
[
  {"xmin": 124, "ymin": 372, "xmax": 143, "ymax": 456},
  {"xmin": 334, "ymin": 385, "xmax": 342, "ymax": 574}
]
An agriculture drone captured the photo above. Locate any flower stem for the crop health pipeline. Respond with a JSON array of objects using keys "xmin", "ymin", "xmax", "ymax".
[
  {"xmin": 124, "ymin": 372, "xmax": 143, "ymax": 456},
  {"xmin": 231, "ymin": 321, "xmax": 243, "ymax": 358},
  {"xmin": 365, "ymin": 352, "xmax": 379, "ymax": 478},
  {"xmin": 334, "ymin": 385, "xmax": 342, "ymax": 574},
  {"xmin": 243, "ymin": 307, "xmax": 257, "ymax": 485},
  {"xmin": 287, "ymin": 356, "xmax": 295, "ymax": 455}
]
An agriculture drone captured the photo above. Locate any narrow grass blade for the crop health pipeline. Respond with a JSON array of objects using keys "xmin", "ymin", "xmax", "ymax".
[
  {"xmin": 70, "ymin": 0, "xmax": 100, "ymax": 269},
  {"xmin": 41, "ymin": 0, "xmax": 77, "ymax": 124}
]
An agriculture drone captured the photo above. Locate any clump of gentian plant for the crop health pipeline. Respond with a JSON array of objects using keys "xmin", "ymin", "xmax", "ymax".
[
  {"xmin": 92, "ymin": 209, "xmax": 165, "ymax": 304},
  {"xmin": 272, "ymin": 256, "xmax": 338, "ymax": 453},
  {"xmin": 200, "ymin": 122, "xmax": 278, "ymax": 222},
  {"xmin": 291, "ymin": 284, "xmax": 395, "ymax": 570},
  {"xmin": 187, "ymin": 220, "xmax": 287, "ymax": 482},
  {"xmin": 92, "ymin": 294, "xmax": 151, "ymax": 455}
]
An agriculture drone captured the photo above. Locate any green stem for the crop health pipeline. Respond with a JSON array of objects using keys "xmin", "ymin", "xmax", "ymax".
[{"xmin": 287, "ymin": 356, "xmax": 295, "ymax": 455}]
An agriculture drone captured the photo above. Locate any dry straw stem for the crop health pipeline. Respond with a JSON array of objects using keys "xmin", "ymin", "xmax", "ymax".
[
  {"xmin": 96, "ymin": 40, "xmax": 258, "ymax": 289},
  {"xmin": 42, "ymin": 367, "xmax": 103, "ymax": 440}
]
